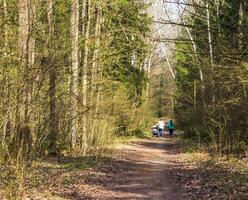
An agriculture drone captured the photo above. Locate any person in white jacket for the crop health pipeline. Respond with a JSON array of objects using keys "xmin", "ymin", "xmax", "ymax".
[{"xmin": 156, "ymin": 119, "xmax": 165, "ymax": 137}]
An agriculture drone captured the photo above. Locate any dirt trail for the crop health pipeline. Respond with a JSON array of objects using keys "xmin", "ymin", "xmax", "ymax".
[
  {"xmin": 116, "ymin": 137, "xmax": 181, "ymax": 200},
  {"xmin": 22, "ymin": 134, "xmax": 248, "ymax": 199},
  {"xmin": 84, "ymin": 136, "xmax": 182, "ymax": 200},
  {"xmin": 31, "ymin": 136, "xmax": 182, "ymax": 200}
]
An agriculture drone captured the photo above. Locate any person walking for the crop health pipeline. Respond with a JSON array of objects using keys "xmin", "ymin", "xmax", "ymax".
[
  {"xmin": 156, "ymin": 119, "xmax": 165, "ymax": 137},
  {"xmin": 167, "ymin": 120, "xmax": 175, "ymax": 138}
]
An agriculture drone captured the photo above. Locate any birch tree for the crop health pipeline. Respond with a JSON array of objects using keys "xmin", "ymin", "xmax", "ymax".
[
  {"xmin": 206, "ymin": 1, "xmax": 214, "ymax": 68},
  {"xmin": 90, "ymin": 7, "xmax": 102, "ymax": 144},
  {"xmin": 70, "ymin": 0, "xmax": 80, "ymax": 149},
  {"xmin": 81, "ymin": 0, "xmax": 91, "ymax": 152}
]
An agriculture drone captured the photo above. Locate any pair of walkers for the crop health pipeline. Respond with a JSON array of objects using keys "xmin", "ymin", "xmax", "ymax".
[{"xmin": 156, "ymin": 119, "xmax": 174, "ymax": 137}]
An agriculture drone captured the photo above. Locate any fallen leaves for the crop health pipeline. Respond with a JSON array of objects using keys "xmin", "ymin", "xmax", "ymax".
[{"xmin": 170, "ymin": 150, "xmax": 248, "ymax": 200}]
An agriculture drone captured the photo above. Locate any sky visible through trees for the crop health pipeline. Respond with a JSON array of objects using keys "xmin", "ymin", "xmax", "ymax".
[{"xmin": 147, "ymin": 0, "xmax": 248, "ymax": 156}]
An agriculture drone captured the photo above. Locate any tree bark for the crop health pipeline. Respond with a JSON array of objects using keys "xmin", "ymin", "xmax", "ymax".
[
  {"xmin": 47, "ymin": 0, "xmax": 57, "ymax": 154},
  {"xmin": 215, "ymin": 0, "xmax": 221, "ymax": 34},
  {"xmin": 238, "ymin": 0, "xmax": 244, "ymax": 51},
  {"xmin": 18, "ymin": 0, "xmax": 29, "ymax": 126},
  {"xmin": 70, "ymin": 0, "xmax": 80, "ymax": 148},
  {"xmin": 3, "ymin": 0, "xmax": 8, "ymax": 56},
  {"xmin": 145, "ymin": 53, "xmax": 152, "ymax": 102},
  {"xmin": 206, "ymin": 1, "xmax": 214, "ymax": 68},
  {"xmin": 81, "ymin": 0, "xmax": 91, "ymax": 153},
  {"xmin": 18, "ymin": 0, "xmax": 36, "ymax": 126},
  {"xmin": 91, "ymin": 8, "xmax": 102, "ymax": 144},
  {"xmin": 90, "ymin": 10, "xmax": 103, "ymax": 143},
  {"xmin": 179, "ymin": 12, "xmax": 204, "ymax": 82},
  {"xmin": 2, "ymin": 0, "xmax": 10, "ymax": 146}
]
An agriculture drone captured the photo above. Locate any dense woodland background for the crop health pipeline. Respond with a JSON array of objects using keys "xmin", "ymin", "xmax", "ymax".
[
  {"xmin": 0, "ymin": 0, "xmax": 248, "ymax": 197},
  {"xmin": 0, "ymin": 0, "xmax": 160, "ymax": 161},
  {"xmin": 174, "ymin": 0, "xmax": 248, "ymax": 155}
]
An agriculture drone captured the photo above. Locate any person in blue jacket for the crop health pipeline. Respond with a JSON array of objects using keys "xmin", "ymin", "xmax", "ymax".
[{"xmin": 167, "ymin": 120, "xmax": 175, "ymax": 138}]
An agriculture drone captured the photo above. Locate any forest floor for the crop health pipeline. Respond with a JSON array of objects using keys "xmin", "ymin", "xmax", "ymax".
[
  {"xmin": 19, "ymin": 136, "xmax": 181, "ymax": 200},
  {"xmin": 2, "ymin": 134, "xmax": 248, "ymax": 199}
]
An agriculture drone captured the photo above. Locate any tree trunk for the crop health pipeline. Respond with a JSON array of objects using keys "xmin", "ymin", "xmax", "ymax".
[
  {"xmin": 206, "ymin": 1, "xmax": 214, "ymax": 68},
  {"xmin": 3, "ymin": 0, "xmax": 8, "ymax": 57},
  {"xmin": 18, "ymin": 0, "xmax": 36, "ymax": 126},
  {"xmin": 70, "ymin": 0, "xmax": 80, "ymax": 149},
  {"xmin": 81, "ymin": 0, "xmax": 91, "ymax": 153},
  {"xmin": 145, "ymin": 53, "xmax": 152, "ymax": 102},
  {"xmin": 2, "ymin": 0, "xmax": 10, "ymax": 146},
  {"xmin": 18, "ymin": 0, "xmax": 29, "ymax": 126},
  {"xmin": 90, "ymin": 7, "xmax": 101, "ymax": 145},
  {"xmin": 180, "ymin": 14, "xmax": 204, "ymax": 82},
  {"xmin": 47, "ymin": 0, "xmax": 57, "ymax": 154},
  {"xmin": 238, "ymin": 0, "xmax": 244, "ymax": 51},
  {"xmin": 215, "ymin": 0, "xmax": 221, "ymax": 34}
]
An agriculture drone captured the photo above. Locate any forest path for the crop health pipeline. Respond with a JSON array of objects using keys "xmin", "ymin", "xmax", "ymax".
[
  {"xmin": 108, "ymin": 136, "xmax": 182, "ymax": 200},
  {"xmin": 25, "ymin": 134, "xmax": 248, "ymax": 200},
  {"xmin": 32, "ymin": 136, "xmax": 182, "ymax": 200},
  {"xmin": 81, "ymin": 136, "xmax": 182, "ymax": 200}
]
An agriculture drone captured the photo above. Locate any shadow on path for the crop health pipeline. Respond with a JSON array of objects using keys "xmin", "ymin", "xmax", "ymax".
[{"xmin": 53, "ymin": 136, "xmax": 182, "ymax": 200}]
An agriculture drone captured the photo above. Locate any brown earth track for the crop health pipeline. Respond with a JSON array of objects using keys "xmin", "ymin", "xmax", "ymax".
[
  {"xmin": 80, "ymin": 136, "xmax": 182, "ymax": 200},
  {"xmin": 19, "ymin": 135, "xmax": 248, "ymax": 200},
  {"xmin": 20, "ymin": 136, "xmax": 182, "ymax": 200}
]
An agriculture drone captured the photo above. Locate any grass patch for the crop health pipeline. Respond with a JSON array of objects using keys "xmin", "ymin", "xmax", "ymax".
[
  {"xmin": 115, "ymin": 129, "xmax": 152, "ymax": 145},
  {"xmin": 58, "ymin": 156, "xmax": 111, "ymax": 170},
  {"xmin": 31, "ymin": 155, "xmax": 111, "ymax": 171}
]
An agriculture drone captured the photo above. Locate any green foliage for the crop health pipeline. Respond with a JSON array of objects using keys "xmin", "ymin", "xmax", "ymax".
[
  {"xmin": 0, "ymin": 0, "xmax": 153, "ymax": 159},
  {"xmin": 175, "ymin": 0, "xmax": 248, "ymax": 155}
]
